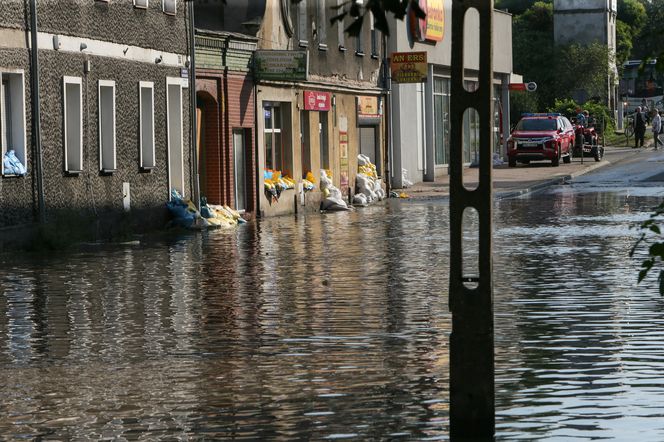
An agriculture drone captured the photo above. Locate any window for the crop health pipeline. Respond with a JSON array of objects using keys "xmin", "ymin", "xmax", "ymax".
[
  {"xmin": 317, "ymin": 0, "xmax": 327, "ymax": 50},
  {"xmin": 355, "ymin": 0, "xmax": 364, "ymax": 55},
  {"xmin": 167, "ymin": 77, "xmax": 185, "ymax": 197},
  {"xmin": 162, "ymin": 0, "xmax": 176, "ymax": 15},
  {"xmin": 134, "ymin": 0, "xmax": 148, "ymax": 8},
  {"xmin": 337, "ymin": 0, "xmax": 345, "ymax": 51},
  {"xmin": 264, "ymin": 103, "xmax": 292, "ymax": 176},
  {"xmin": 433, "ymin": 77, "xmax": 450, "ymax": 165},
  {"xmin": 63, "ymin": 76, "xmax": 83, "ymax": 173},
  {"xmin": 0, "ymin": 71, "xmax": 27, "ymax": 176},
  {"xmin": 98, "ymin": 80, "xmax": 116, "ymax": 172},
  {"xmin": 139, "ymin": 81, "xmax": 155, "ymax": 169},
  {"xmin": 297, "ymin": 0, "xmax": 308, "ymax": 47}
]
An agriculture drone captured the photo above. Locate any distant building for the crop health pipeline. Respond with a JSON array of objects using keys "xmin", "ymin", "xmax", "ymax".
[
  {"xmin": 0, "ymin": 0, "xmax": 192, "ymax": 235},
  {"xmin": 387, "ymin": 2, "xmax": 517, "ymax": 188},
  {"xmin": 553, "ymin": 0, "xmax": 618, "ymax": 108}
]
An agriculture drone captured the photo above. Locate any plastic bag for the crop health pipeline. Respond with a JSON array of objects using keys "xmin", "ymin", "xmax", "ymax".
[{"xmin": 3, "ymin": 150, "xmax": 26, "ymax": 176}]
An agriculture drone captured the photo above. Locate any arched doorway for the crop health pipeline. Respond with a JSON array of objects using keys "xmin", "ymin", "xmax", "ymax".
[{"xmin": 196, "ymin": 90, "xmax": 221, "ymax": 205}]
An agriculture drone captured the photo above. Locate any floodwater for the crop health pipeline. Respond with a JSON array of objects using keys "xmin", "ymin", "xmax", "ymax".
[{"xmin": 1, "ymin": 186, "xmax": 664, "ymax": 440}]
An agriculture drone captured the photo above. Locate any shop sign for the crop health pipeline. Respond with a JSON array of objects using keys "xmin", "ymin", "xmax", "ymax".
[
  {"xmin": 303, "ymin": 91, "xmax": 331, "ymax": 111},
  {"xmin": 340, "ymin": 131, "xmax": 349, "ymax": 159},
  {"xmin": 357, "ymin": 96, "xmax": 382, "ymax": 125},
  {"xmin": 409, "ymin": 0, "xmax": 445, "ymax": 43},
  {"xmin": 254, "ymin": 50, "xmax": 308, "ymax": 81},
  {"xmin": 390, "ymin": 51, "xmax": 427, "ymax": 83}
]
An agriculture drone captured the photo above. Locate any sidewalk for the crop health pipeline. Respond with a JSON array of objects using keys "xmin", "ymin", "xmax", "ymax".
[{"xmin": 398, "ymin": 144, "xmax": 649, "ymax": 200}]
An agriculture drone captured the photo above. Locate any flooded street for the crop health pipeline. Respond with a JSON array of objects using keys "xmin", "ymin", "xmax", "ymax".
[{"xmin": 2, "ymin": 183, "xmax": 664, "ymax": 440}]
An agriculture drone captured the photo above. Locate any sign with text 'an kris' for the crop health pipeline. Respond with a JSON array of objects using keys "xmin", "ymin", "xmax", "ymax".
[{"xmin": 390, "ymin": 51, "xmax": 427, "ymax": 83}]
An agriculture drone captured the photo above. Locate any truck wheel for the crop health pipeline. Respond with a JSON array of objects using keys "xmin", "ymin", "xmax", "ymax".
[
  {"xmin": 552, "ymin": 148, "xmax": 560, "ymax": 167},
  {"xmin": 563, "ymin": 151, "xmax": 571, "ymax": 164},
  {"xmin": 508, "ymin": 157, "xmax": 516, "ymax": 167},
  {"xmin": 594, "ymin": 146, "xmax": 603, "ymax": 162}
]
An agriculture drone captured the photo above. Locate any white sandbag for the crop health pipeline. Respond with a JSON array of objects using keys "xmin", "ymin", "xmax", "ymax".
[
  {"xmin": 357, "ymin": 154, "xmax": 370, "ymax": 166},
  {"xmin": 401, "ymin": 168, "xmax": 413, "ymax": 188},
  {"xmin": 353, "ymin": 193, "xmax": 368, "ymax": 205},
  {"xmin": 356, "ymin": 173, "xmax": 377, "ymax": 201}
]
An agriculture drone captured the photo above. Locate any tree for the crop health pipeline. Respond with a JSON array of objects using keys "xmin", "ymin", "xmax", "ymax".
[
  {"xmin": 630, "ymin": 0, "xmax": 664, "ymax": 60},
  {"xmin": 495, "ymin": 0, "xmax": 549, "ymax": 15},
  {"xmin": 554, "ymin": 43, "xmax": 613, "ymax": 103},
  {"xmin": 325, "ymin": 0, "xmax": 425, "ymax": 36},
  {"xmin": 512, "ymin": 2, "xmax": 556, "ymax": 109}
]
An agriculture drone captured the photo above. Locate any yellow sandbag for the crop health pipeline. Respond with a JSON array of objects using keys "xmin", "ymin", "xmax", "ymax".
[{"xmin": 305, "ymin": 171, "xmax": 315, "ymax": 184}]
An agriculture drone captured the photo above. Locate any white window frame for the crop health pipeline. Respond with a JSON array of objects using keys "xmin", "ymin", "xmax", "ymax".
[
  {"xmin": 139, "ymin": 81, "xmax": 156, "ymax": 170},
  {"xmin": 133, "ymin": 0, "xmax": 148, "ymax": 8},
  {"xmin": 162, "ymin": 0, "xmax": 176, "ymax": 15},
  {"xmin": 1, "ymin": 70, "xmax": 27, "ymax": 177},
  {"xmin": 63, "ymin": 76, "xmax": 83, "ymax": 174},
  {"xmin": 98, "ymin": 80, "xmax": 116, "ymax": 173}
]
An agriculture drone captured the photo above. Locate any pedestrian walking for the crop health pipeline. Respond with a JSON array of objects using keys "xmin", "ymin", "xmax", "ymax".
[
  {"xmin": 653, "ymin": 109, "xmax": 662, "ymax": 149},
  {"xmin": 634, "ymin": 106, "xmax": 647, "ymax": 148}
]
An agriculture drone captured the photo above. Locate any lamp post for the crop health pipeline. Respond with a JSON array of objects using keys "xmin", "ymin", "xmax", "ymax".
[{"xmin": 185, "ymin": 0, "xmax": 200, "ymax": 210}]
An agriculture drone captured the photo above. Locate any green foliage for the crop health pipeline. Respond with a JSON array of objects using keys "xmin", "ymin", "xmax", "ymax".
[
  {"xmin": 328, "ymin": 0, "xmax": 424, "ymax": 37},
  {"xmin": 512, "ymin": 2, "xmax": 556, "ymax": 109},
  {"xmin": 495, "ymin": 0, "xmax": 550, "ymax": 15},
  {"xmin": 617, "ymin": 0, "xmax": 647, "ymax": 35},
  {"xmin": 509, "ymin": 91, "xmax": 539, "ymax": 126},
  {"xmin": 548, "ymin": 98, "xmax": 580, "ymax": 119},
  {"xmin": 554, "ymin": 43, "xmax": 613, "ymax": 104},
  {"xmin": 630, "ymin": 201, "xmax": 664, "ymax": 295},
  {"xmin": 630, "ymin": 0, "xmax": 664, "ymax": 61},
  {"xmin": 616, "ymin": 20, "xmax": 634, "ymax": 68}
]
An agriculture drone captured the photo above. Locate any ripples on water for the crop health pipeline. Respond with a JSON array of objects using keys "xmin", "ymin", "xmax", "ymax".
[{"xmin": 1, "ymin": 187, "xmax": 664, "ymax": 440}]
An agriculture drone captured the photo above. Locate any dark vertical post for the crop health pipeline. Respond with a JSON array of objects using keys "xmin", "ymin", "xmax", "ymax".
[
  {"xmin": 187, "ymin": 0, "xmax": 200, "ymax": 209},
  {"xmin": 449, "ymin": 0, "xmax": 495, "ymax": 439},
  {"xmin": 29, "ymin": 0, "xmax": 45, "ymax": 224}
]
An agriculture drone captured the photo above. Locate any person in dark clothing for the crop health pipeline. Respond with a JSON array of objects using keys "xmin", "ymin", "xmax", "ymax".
[{"xmin": 634, "ymin": 106, "xmax": 647, "ymax": 148}]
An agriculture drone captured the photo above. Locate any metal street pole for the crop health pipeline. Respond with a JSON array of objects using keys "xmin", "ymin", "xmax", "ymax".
[
  {"xmin": 29, "ymin": 0, "xmax": 45, "ymax": 224},
  {"xmin": 449, "ymin": 0, "xmax": 495, "ymax": 438},
  {"xmin": 187, "ymin": 0, "xmax": 200, "ymax": 210}
]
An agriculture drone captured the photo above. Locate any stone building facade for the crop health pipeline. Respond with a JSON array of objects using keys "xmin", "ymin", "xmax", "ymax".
[
  {"xmin": 553, "ymin": 0, "xmax": 618, "ymax": 108},
  {"xmin": 0, "ymin": 0, "xmax": 192, "ymax": 235},
  {"xmin": 253, "ymin": 0, "xmax": 386, "ymax": 217}
]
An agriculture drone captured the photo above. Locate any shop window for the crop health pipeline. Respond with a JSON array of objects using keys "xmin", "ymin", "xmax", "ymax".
[
  {"xmin": 297, "ymin": 0, "xmax": 308, "ymax": 48},
  {"xmin": 264, "ymin": 103, "xmax": 292, "ymax": 176},
  {"xmin": 162, "ymin": 0, "xmax": 176, "ymax": 15},
  {"xmin": 63, "ymin": 76, "xmax": 83, "ymax": 174},
  {"xmin": 1, "ymin": 71, "xmax": 27, "ymax": 176},
  {"xmin": 134, "ymin": 0, "xmax": 148, "ymax": 8},
  {"xmin": 98, "ymin": 80, "xmax": 116, "ymax": 173},
  {"xmin": 433, "ymin": 76, "xmax": 450, "ymax": 165},
  {"xmin": 139, "ymin": 81, "xmax": 156, "ymax": 169}
]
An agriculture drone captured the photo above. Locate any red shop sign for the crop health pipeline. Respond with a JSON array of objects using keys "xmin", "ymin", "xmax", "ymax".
[{"xmin": 303, "ymin": 91, "xmax": 331, "ymax": 111}]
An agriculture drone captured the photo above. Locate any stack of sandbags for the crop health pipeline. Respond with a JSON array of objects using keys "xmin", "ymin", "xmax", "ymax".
[
  {"xmin": 320, "ymin": 169, "xmax": 350, "ymax": 211},
  {"xmin": 355, "ymin": 155, "xmax": 385, "ymax": 205}
]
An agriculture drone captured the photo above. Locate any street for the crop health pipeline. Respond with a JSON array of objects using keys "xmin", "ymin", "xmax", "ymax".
[{"xmin": 1, "ymin": 150, "xmax": 663, "ymax": 440}]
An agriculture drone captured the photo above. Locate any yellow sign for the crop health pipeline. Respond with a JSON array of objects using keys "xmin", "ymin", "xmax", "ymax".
[
  {"xmin": 390, "ymin": 51, "xmax": 427, "ymax": 83},
  {"xmin": 425, "ymin": 0, "xmax": 444, "ymax": 42}
]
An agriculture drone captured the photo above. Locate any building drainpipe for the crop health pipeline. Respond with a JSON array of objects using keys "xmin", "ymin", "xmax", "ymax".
[
  {"xmin": 29, "ymin": 0, "xmax": 45, "ymax": 224},
  {"xmin": 187, "ymin": 0, "xmax": 200, "ymax": 210}
]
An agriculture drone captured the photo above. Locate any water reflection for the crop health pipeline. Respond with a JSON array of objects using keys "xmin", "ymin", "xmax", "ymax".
[{"xmin": 1, "ymin": 187, "xmax": 663, "ymax": 439}]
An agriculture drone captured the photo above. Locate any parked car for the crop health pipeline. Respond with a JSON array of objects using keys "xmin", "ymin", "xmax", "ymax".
[{"xmin": 507, "ymin": 113, "xmax": 575, "ymax": 167}]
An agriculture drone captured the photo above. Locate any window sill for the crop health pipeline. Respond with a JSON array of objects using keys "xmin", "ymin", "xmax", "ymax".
[
  {"xmin": 65, "ymin": 170, "xmax": 82, "ymax": 176},
  {"xmin": 100, "ymin": 169, "xmax": 116, "ymax": 175},
  {"xmin": 371, "ymin": 53, "xmax": 379, "ymax": 60},
  {"xmin": 298, "ymin": 40, "xmax": 309, "ymax": 48},
  {"xmin": 2, "ymin": 173, "xmax": 26, "ymax": 179},
  {"xmin": 140, "ymin": 166, "xmax": 155, "ymax": 173},
  {"xmin": 318, "ymin": 43, "xmax": 328, "ymax": 51},
  {"xmin": 339, "ymin": 45, "xmax": 346, "ymax": 52},
  {"xmin": 355, "ymin": 51, "xmax": 365, "ymax": 57}
]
